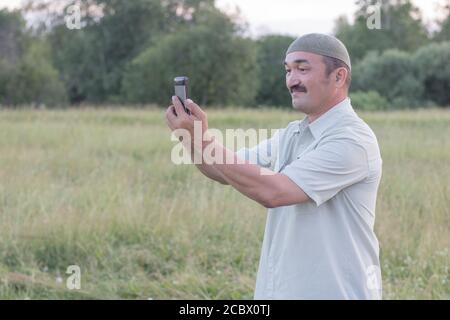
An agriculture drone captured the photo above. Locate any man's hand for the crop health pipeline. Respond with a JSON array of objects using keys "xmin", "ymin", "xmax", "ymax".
[
  {"xmin": 165, "ymin": 96, "xmax": 208, "ymax": 145},
  {"xmin": 164, "ymin": 96, "xmax": 310, "ymax": 207},
  {"xmin": 165, "ymin": 96, "xmax": 228, "ymax": 184}
]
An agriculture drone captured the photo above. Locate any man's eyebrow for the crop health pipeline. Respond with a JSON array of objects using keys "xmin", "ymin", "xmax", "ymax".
[{"xmin": 284, "ymin": 59, "xmax": 310, "ymax": 66}]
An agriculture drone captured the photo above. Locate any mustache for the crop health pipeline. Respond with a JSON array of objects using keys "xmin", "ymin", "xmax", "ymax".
[{"xmin": 290, "ymin": 85, "xmax": 307, "ymax": 93}]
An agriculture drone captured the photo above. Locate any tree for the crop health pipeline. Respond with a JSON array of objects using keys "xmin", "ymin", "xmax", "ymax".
[
  {"xmin": 413, "ymin": 41, "xmax": 450, "ymax": 106},
  {"xmin": 122, "ymin": 6, "xmax": 258, "ymax": 107},
  {"xmin": 7, "ymin": 40, "xmax": 67, "ymax": 107},
  {"xmin": 0, "ymin": 9, "xmax": 66, "ymax": 107},
  {"xmin": 0, "ymin": 9, "xmax": 26, "ymax": 105},
  {"xmin": 27, "ymin": 0, "xmax": 216, "ymax": 103},
  {"xmin": 0, "ymin": 9, "xmax": 27, "ymax": 65},
  {"xmin": 255, "ymin": 35, "xmax": 295, "ymax": 107},
  {"xmin": 433, "ymin": 1, "xmax": 450, "ymax": 42},
  {"xmin": 352, "ymin": 49, "xmax": 423, "ymax": 108},
  {"xmin": 335, "ymin": 0, "xmax": 429, "ymax": 63}
]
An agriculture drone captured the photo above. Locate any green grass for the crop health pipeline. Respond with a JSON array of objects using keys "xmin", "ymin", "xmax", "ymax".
[{"xmin": 0, "ymin": 106, "xmax": 448, "ymax": 299}]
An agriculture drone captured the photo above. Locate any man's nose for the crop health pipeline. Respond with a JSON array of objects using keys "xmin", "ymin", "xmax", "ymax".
[{"xmin": 286, "ymin": 75, "xmax": 301, "ymax": 90}]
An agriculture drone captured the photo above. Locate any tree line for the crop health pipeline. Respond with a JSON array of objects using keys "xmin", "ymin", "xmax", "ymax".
[{"xmin": 0, "ymin": 0, "xmax": 449, "ymax": 109}]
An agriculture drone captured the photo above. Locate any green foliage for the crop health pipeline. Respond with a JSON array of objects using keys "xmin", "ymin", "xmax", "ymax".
[
  {"xmin": 255, "ymin": 35, "xmax": 295, "ymax": 107},
  {"xmin": 432, "ymin": 3, "xmax": 450, "ymax": 42},
  {"xmin": 352, "ymin": 49, "xmax": 424, "ymax": 108},
  {"xmin": 48, "ymin": 0, "xmax": 172, "ymax": 103},
  {"xmin": 0, "ymin": 9, "xmax": 28, "ymax": 64},
  {"xmin": 47, "ymin": 0, "xmax": 216, "ymax": 104},
  {"xmin": 7, "ymin": 41, "xmax": 67, "ymax": 107},
  {"xmin": 0, "ymin": 10, "xmax": 66, "ymax": 107},
  {"xmin": 413, "ymin": 41, "xmax": 450, "ymax": 106},
  {"xmin": 351, "ymin": 41, "xmax": 450, "ymax": 109},
  {"xmin": 0, "ymin": 58, "xmax": 14, "ymax": 104},
  {"xmin": 335, "ymin": 0, "xmax": 429, "ymax": 63},
  {"xmin": 1, "ymin": 0, "xmax": 449, "ymax": 108},
  {"xmin": 122, "ymin": 8, "xmax": 258, "ymax": 106},
  {"xmin": 350, "ymin": 90, "xmax": 388, "ymax": 111}
]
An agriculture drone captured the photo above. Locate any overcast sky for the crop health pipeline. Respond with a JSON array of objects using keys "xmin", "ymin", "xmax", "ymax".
[{"xmin": 1, "ymin": 0, "xmax": 447, "ymax": 37}]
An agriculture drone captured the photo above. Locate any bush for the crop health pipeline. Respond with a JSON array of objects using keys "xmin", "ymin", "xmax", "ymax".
[
  {"xmin": 0, "ymin": 58, "xmax": 15, "ymax": 105},
  {"xmin": 352, "ymin": 50, "xmax": 424, "ymax": 108},
  {"xmin": 7, "ymin": 41, "xmax": 67, "ymax": 107},
  {"xmin": 350, "ymin": 91, "xmax": 388, "ymax": 111},
  {"xmin": 413, "ymin": 41, "xmax": 450, "ymax": 107},
  {"xmin": 122, "ymin": 10, "xmax": 258, "ymax": 107}
]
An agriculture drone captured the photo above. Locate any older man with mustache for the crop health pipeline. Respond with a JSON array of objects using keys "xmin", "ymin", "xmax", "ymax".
[{"xmin": 166, "ymin": 33, "xmax": 383, "ymax": 300}]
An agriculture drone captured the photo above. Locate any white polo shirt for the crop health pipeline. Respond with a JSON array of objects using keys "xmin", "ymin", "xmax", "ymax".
[{"xmin": 237, "ymin": 98, "xmax": 383, "ymax": 299}]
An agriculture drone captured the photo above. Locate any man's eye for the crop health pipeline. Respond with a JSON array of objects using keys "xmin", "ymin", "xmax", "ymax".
[
  {"xmin": 299, "ymin": 68, "xmax": 306, "ymax": 72},
  {"xmin": 285, "ymin": 69, "xmax": 291, "ymax": 74}
]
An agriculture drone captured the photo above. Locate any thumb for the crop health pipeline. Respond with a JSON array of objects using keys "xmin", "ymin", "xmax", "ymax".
[{"xmin": 186, "ymin": 99, "xmax": 206, "ymax": 120}]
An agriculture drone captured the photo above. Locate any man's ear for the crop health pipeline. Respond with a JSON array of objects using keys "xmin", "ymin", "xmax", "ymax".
[{"xmin": 335, "ymin": 67, "xmax": 348, "ymax": 88}]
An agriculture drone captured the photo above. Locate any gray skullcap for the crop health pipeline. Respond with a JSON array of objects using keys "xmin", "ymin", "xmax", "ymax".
[{"xmin": 286, "ymin": 33, "xmax": 351, "ymax": 70}]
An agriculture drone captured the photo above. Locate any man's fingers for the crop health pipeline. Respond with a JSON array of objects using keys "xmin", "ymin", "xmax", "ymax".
[
  {"xmin": 172, "ymin": 96, "xmax": 187, "ymax": 119},
  {"xmin": 165, "ymin": 106, "xmax": 177, "ymax": 130},
  {"xmin": 186, "ymin": 99, "xmax": 206, "ymax": 120}
]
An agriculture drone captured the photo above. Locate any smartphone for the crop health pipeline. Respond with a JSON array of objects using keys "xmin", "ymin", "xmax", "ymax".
[{"xmin": 174, "ymin": 76, "xmax": 191, "ymax": 115}]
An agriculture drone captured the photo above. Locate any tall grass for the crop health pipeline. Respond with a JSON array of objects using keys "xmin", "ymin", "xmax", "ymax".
[{"xmin": 0, "ymin": 107, "xmax": 448, "ymax": 299}]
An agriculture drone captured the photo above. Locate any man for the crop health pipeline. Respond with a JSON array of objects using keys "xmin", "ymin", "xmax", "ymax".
[{"xmin": 165, "ymin": 33, "xmax": 383, "ymax": 299}]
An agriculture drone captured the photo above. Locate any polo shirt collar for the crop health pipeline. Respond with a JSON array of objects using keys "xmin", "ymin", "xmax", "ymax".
[{"xmin": 307, "ymin": 97, "xmax": 353, "ymax": 139}]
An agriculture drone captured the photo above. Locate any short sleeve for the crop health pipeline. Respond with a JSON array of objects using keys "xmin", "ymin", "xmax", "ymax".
[
  {"xmin": 281, "ymin": 135, "xmax": 369, "ymax": 206},
  {"xmin": 236, "ymin": 129, "xmax": 282, "ymax": 169}
]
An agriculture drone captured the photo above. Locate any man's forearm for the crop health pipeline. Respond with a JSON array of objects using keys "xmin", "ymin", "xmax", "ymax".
[
  {"xmin": 196, "ymin": 138, "xmax": 276, "ymax": 207},
  {"xmin": 187, "ymin": 141, "xmax": 229, "ymax": 184},
  {"xmin": 186, "ymin": 136, "xmax": 269, "ymax": 196},
  {"xmin": 195, "ymin": 163, "xmax": 228, "ymax": 185},
  {"xmin": 167, "ymin": 99, "xmax": 308, "ymax": 208}
]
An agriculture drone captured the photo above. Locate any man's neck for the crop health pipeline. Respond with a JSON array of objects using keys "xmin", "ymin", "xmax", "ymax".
[{"xmin": 307, "ymin": 95, "xmax": 348, "ymax": 124}]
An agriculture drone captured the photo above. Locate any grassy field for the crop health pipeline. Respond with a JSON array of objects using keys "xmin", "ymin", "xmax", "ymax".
[{"xmin": 0, "ymin": 106, "xmax": 448, "ymax": 299}]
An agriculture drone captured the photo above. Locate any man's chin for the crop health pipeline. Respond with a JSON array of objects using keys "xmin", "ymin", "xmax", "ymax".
[{"xmin": 291, "ymin": 97, "xmax": 309, "ymax": 112}]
